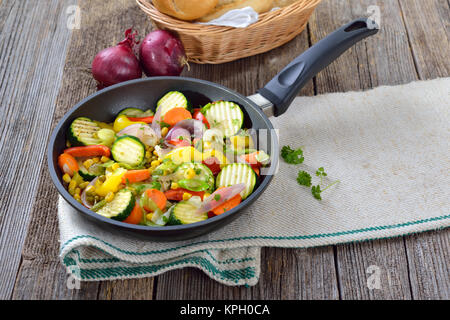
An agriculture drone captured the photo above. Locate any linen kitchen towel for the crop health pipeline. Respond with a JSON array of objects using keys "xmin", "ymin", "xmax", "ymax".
[{"xmin": 59, "ymin": 78, "xmax": 450, "ymax": 286}]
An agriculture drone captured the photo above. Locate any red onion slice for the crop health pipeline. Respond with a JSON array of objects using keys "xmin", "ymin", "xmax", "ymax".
[
  {"xmin": 81, "ymin": 177, "xmax": 98, "ymax": 209},
  {"xmin": 197, "ymin": 183, "xmax": 246, "ymax": 214},
  {"xmin": 117, "ymin": 123, "xmax": 158, "ymax": 146},
  {"xmin": 165, "ymin": 127, "xmax": 191, "ymax": 145},
  {"xmin": 151, "ymin": 106, "xmax": 162, "ymax": 138},
  {"xmin": 171, "ymin": 119, "xmax": 206, "ymax": 140}
]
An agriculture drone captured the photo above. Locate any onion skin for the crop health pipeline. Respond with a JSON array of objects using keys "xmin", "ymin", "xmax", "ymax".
[
  {"xmin": 139, "ymin": 30, "xmax": 187, "ymax": 77},
  {"xmin": 92, "ymin": 29, "xmax": 142, "ymax": 89}
]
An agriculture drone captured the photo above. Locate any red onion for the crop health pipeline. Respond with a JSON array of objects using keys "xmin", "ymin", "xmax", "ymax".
[
  {"xmin": 117, "ymin": 123, "xmax": 158, "ymax": 146},
  {"xmin": 139, "ymin": 30, "xmax": 187, "ymax": 77},
  {"xmin": 92, "ymin": 28, "xmax": 142, "ymax": 89},
  {"xmin": 197, "ymin": 184, "xmax": 246, "ymax": 214}
]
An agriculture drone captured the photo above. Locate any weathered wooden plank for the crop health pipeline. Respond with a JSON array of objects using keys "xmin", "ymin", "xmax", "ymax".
[
  {"xmin": 397, "ymin": 0, "xmax": 450, "ymax": 300},
  {"xmin": 404, "ymin": 231, "xmax": 449, "ymax": 299},
  {"xmin": 155, "ymin": 247, "xmax": 339, "ymax": 300},
  {"xmin": 0, "ymin": 0, "xmax": 75, "ymax": 299},
  {"xmin": 399, "ymin": 0, "xmax": 449, "ymax": 79},
  {"xmin": 308, "ymin": 0, "xmax": 419, "ymax": 299},
  {"xmin": 97, "ymin": 278, "xmax": 155, "ymax": 300},
  {"xmin": 11, "ymin": 0, "xmax": 155, "ymax": 299}
]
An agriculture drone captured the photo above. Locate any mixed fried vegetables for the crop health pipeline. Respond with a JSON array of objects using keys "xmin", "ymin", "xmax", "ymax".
[{"xmin": 58, "ymin": 91, "xmax": 270, "ymax": 226}]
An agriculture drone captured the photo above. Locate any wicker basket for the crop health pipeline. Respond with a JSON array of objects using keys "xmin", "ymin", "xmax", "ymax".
[{"xmin": 136, "ymin": 0, "xmax": 322, "ymax": 64}]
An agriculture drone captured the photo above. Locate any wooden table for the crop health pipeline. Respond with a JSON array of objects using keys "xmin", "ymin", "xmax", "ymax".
[{"xmin": 1, "ymin": 0, "xmax": 448, "ymax": 300}]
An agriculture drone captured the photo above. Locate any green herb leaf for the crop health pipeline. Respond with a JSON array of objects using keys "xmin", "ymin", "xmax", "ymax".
[
  {"xmin": 297, "ymin": 171, "xmax": 312, "ymax": 187},
  {"xmin": 311, "ymin": 185, "xmax": 322, "ymax": 200},
  {"xmin": 214, "ymin": 194, "xmax": 221, "ymax": 201},
  {"xmin": 281, "ymin": 145, "xmax": 304, "ymax": 164}
]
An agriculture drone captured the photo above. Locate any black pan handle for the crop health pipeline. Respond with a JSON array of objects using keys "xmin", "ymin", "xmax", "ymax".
[{"xmin": 258, "ymin": 18, "xmax": 379, "ymax": 117}]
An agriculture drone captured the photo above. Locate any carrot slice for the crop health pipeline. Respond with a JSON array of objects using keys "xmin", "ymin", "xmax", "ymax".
[
  {"xmin": 211, "ymin": 194, "xmax": 242, "ymax": 216},
  {"xmin": 64, "ymin": 145, "xmax": 110, "ymax": 158},
  {"xmin": 123, "ymin": 202, "xmax": 143, "ymax": 225},
  {"xmin": 144, "ymin": 189, "xmax": 167, "ymax": 211},
  {"xmin": 161, "ymin": 108, "xmax": 192, "ymax": 126},
  {"xmin": 121, "ymin": 169, "xmax": 150, "ymax": 184},
  {"xmin": 58, "ymin": 153, "xmax": 79, "ymax": 176},
  {"xmin": 164, "ymin": 188, "xmax": 205, "ymax": 201}
]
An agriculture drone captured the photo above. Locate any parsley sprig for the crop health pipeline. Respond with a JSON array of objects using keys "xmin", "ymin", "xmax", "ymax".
[
  {"xmin": 281, "ymin": 146, "xmax": 304, "ymax": 164},
  {"xmin": 281, "ymin": 145, "xmax": 339, "ymax": 200},
  {"xmin": 297, "ymin": 171, "xmax": 312, "ymax": 187}
]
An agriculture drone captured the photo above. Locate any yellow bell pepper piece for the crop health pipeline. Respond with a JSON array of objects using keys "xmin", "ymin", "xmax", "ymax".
[
  {"xmin": 164, "ymin": 147, "xmax": 203, "ymax": 165},
  {"xmin": 95, "ymin": 168, "xmax": 127, "ymax": 197},
  {"xmin": 113, "ymin": 115, "xmax": 146, "ymax": 133}
]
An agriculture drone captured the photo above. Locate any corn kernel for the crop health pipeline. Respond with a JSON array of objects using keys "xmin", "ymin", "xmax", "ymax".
[
  {"xmin": 171, "ymin": 182, "xmax": 179, "ymax": 190},
  {"xmin": 101, "ymin": 156, "xmax": 110, "ymax": 163},
  {"xmin": 146, "ymin": 213, "xmax": 153, "ymax": 221},
  {"xmin": 182, "ymin": 192, "xmax": 192, "ymax": 201},
  {"xmin": 148, "ymin": 146, "xmax": 154, "ymax": 152},
  {"xmin": 68, "ymin": 180, "xmax": 77, "ymax": 195},
  {"xmin": 92, "ymin": 157, "xmax": 100, "ymax": 163},
  {"xmin": 161, "ymin": 127, "xmax": 169, "ymax": 137},
  {"xmin": 79, "ymin": 182, "xmax": 89, "ymax": 190},
  {"xmin": 83, "ymin": 159, "xmax": 94, "ymax": 169},
  {"xmin": 145, "ymin": 151, "xmax": 151, "ymax": 159},
  {"xmin": 74, "ymin": 194, "xmax": 81, "ymax": 201},
  {"xmin": 204, "ymin": 192, "xmax": 211, "ymax": 199},
  {"xmin": 184, "ymin": 168, "xmax": 196, "ymax": 179},
  {"xmin": 105, "ymin": 192, "xmax": 115, "ymax": 203},
  {"xmin": 157, "ymin": 159, "xmax": 162, "ymax": 164},
  {"xmin": 111, "ymin": 163, "xmax": 120, "ymax": 171},
  {"xmin": 62, "ymin": 174, "xmax": 71, "ymax": 183},
  {"xmin": 75, "ymin": 187, "xmax": 81, "ymax": 195},
  {"xmin": 151, "ymin": 160, "xmax": 159, "ymax": 168},
  {"xmin": 153, "ymin": 150, "xmax": 158, "ymax": 156}
]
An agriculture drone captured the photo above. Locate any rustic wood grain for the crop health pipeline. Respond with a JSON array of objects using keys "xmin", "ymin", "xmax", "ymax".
[
  {"xmin": 0, "ymin": 0, "xmax": 75, "ymax": 299},
  {"xmin": 399, "ymin": 0, "xmax": 449, "ymax": 79},
  {"xmin": 404, "ymin": 231, "xmax": 449, "ymax": 299},
  {"xmin": 11, "ymin": 0, "xmax": 155, "ymax": 299}
]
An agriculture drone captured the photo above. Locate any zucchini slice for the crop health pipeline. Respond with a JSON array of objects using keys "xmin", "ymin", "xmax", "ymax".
[
  {"xmin": 167, "ymin": 201, "xmax": 208, "ymax": 225},
  {"xmin": 202, "ymin": 101, "xmax": 244, "ymax": 137},
  {"xmin": 156, "ymin": 91, "xmax": 188, "ymax": 116},
  {"xmin": 111, "ymin": 135, "xmax": 145, "ymax": 168},
  {"xmin": 118, "ymin": 107, "xmax": 154, "ymax": 117},
  {"xmin": 77, "ymin": 161, "xmax": 105, "ymax": 181},
  {"xmin": 216, "ymin": 163, "xmax": 256, "ymax": 199},
  {"xmin": 174, "ymin": 162, "xmax": 214, "ymax": 192},
  {"xmin": 95, "ymin": 189, "xmax": 135, "ymax": 221},
  {"xmin": 68, "ymin": 117, "xmax": 102, "ymax": 146}
]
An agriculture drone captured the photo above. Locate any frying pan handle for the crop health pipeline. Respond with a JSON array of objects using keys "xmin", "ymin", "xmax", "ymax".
[{"xmin": 258, "ymin": 18, "xmax": 379, "ymax": 117}]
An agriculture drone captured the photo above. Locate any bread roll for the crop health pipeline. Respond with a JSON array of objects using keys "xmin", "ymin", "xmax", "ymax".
[
  {"xmin": 152, "ymin": 0, "xmax": 219, "ymax": 21},
  {"xmin": 198, "ymin": 0, "xmax": 274, "ymax": 22}
]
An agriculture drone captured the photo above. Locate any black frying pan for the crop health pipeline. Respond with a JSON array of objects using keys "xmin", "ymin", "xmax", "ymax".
[{"xmin": 48, "ymin": 18, "xmax": 378, "ymax": 240}]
